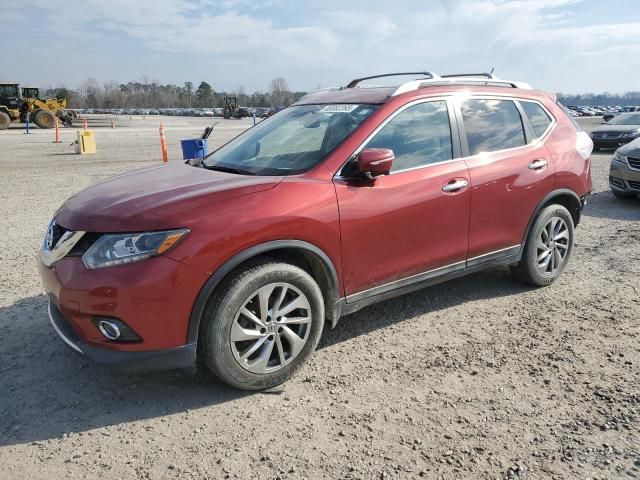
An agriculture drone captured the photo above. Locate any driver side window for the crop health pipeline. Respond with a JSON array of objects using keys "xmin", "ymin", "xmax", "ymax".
[{"xmin": 365, "ymin": 101, "xmax": 453, "ymax": 172}]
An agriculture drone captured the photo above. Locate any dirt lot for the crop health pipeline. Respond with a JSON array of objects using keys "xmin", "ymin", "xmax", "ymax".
[{"xmin": 0, "ymin": 116, "xmax": 638, "ymax": 480}]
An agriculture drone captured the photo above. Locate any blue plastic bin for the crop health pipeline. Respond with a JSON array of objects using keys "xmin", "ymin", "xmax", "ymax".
[{"xmin": 180, "ymin": 138, "xmax": 208, "ymax": 160}]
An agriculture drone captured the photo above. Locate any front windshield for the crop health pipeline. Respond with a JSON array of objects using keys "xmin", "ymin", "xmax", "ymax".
[
  {"xmin": 0, "ymin": 85, "xmax": 19, "ymax": 97},
  {"xmin": 203, "ymin": 104, "xmax": 378, "ymax": 175},
  {"xmin": 608, "ymin": 113, "xmax": 640, "ymax": 125}
]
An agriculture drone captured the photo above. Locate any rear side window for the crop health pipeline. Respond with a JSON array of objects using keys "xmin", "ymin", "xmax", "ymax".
[
  {"xmin": 461, "ymin": 99, "xmax": 525, "ymax": 155},
  {"xmin": 520, "ymin": 101, "xmax": 552, "ymax": 138},
  {"xmin": 365, "ymin": 100, "xmax": 452, "ymax": 172}
]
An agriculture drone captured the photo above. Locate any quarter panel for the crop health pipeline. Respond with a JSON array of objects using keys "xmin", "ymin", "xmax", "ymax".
[{"xmin": 545, "ymin": 102, "xmax": 592, "ymax": 197}]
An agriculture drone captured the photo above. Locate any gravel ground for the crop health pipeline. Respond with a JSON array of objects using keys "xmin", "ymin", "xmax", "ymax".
[{"xmin": 0, "ymin": 117, "xmax": 638, "ymax": 480}]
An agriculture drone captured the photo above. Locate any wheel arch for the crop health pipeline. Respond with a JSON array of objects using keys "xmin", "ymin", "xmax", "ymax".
[
  {"xmin": 187, "ymin": 240, "xmax": 342, "ymax": 348},
  {"xmin": 522, "ymin": 189, "xmax": 582, "ymax": 245}
]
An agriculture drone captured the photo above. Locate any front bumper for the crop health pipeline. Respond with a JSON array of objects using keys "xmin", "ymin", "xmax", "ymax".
[
  {"xmin": 39, "ymin": 253, "xmax": 210, "ymax": 371},
  {"xmin": 48, "ymin": 299, "xmax": 196, "ymax": 371},
  {"xmin": 609, "ymin": 160, "xmax": 640, "ymax": 193},
  {"xmin": 593, "ymin": 137, "xmax": 637, "ymax": 149}
]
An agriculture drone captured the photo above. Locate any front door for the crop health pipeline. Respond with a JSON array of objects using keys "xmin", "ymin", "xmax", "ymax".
[{"xmin": 334, "ymin": 99, "xmax": 471, "ymax": 301}]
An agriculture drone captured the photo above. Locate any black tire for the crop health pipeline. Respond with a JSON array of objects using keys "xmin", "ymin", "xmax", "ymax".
[
  {"xmin": 512, "ymin": 204, "xmax": 574, "ymax": 287},
  {"xmin": 0, "ymin": 111, "xmax": 10, "ymax": 130},
  {"xmin": 611, "ymin": 189, "xmax": 637, "ymax": 199},
  {"xmin": 200, "ymin": 261, "xmax": 325, "ymax": 390},
  {"xmin": 34, "ymin": 109, "xmax": 56, "ymax": 129}
]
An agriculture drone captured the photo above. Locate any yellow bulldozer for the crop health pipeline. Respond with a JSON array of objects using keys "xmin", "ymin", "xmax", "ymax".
[{"xmin": 0, "ymin": 83, "xmax": 75, "ymax": 130}]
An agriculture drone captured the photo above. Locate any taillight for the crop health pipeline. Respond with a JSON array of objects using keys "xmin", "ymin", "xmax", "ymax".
[{"xmin": 576, "ymin": 131, "xmax": 593, "ymax": 160}]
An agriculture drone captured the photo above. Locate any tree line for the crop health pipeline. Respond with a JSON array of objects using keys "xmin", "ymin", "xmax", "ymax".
[
  {"xmin": 557, "ymin": 92, "xmax": 640, "ymax": 106},
  {"xmin": 40, "ymin": 77, "xmax": 640, "ymax": 108},
  {"xmin": 42, "ymin": 77, "xmax": 306, "ymax": 109}
]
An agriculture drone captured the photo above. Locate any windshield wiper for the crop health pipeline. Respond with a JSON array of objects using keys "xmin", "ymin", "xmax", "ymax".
[{"xmin": 203, "ymin": 164, "xmax": 256, "ymax": 175}]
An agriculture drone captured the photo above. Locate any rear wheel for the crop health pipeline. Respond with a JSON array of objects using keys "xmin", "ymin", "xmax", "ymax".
[
  {"xmin": 34, "ymin": 109, "xmax": 56, "ymax": 129},
  {"xmin": 200, "ymin": 261, "xmax": 325, "ymax": 390},
  {"xmin": 0, "ymin": 111, "xmax": 10, "ymax": 130},
  {"xmin": 512, "ymin": 204, "xmax": 574, "ymax": 287}
]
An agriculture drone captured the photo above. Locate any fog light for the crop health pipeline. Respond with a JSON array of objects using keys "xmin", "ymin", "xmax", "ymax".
[
  {"xmin": 98, "ymin": 320, "xmax": 121, "ymax": 340},
  {"xmin": 92, "ymin": 317, "xmax": 142, "ymax": 342}
]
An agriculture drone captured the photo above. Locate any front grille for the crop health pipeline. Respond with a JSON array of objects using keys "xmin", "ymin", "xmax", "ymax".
[
  {"xmin": 594, "ymin": 132, "xmax": 622, "ymax": 139},
  {"xmin": 609, "ymin": 176, "xmax": 626, "ymax": 188},
  {"xmin": 50, "ymin": 222, "xmax": 101, "ymax": 257},
  {"xmin": 68, "ymin": 232, "xmax": 102, "ymax": 256},
  {"xmin": 627, "ymin": 180, "xmax": 640, "ymax": 191},
  {"xmin": 627, "ymin": 156, "xmax": 640, "ymax": 170},
  {"xmin": 50, "ymin": 222, "xmax": 66, "ymax": 247}
]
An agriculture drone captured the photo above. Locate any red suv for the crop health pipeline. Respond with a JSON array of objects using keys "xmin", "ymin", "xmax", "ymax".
[{"xmin": 39, "ymin": 72, "xmax": 593, "ymax": 390}]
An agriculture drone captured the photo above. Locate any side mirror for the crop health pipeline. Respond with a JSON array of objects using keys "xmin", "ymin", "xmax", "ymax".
[{"xmin": 357, "ymin": 148, "xmax": 394, "ymax": 178}]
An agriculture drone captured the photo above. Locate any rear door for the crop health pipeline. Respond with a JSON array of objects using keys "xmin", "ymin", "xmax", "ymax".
[
  {"xmin": 456, "ymin": 97, "xmax": 555, "ymax": 263},
  {"xmin": 334, "ymin": 99, "xmax": 471, "ymax": 300}
]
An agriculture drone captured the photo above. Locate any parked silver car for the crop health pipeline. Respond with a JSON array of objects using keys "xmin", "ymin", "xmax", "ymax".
[{"xmin": 609, "ymin": 138, "xmax": 640, "ymax": 199}]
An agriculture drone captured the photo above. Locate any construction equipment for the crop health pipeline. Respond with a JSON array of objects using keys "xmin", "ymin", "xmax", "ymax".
[
  {"xmin": 0, "ymin": 83, "xmax": 76, "ymax": 130},
  {"xmin": 223, "ymin": 96, "xmax": 238, "ymax": 119},
  {"xmin": 20, "ymin": 86, "xmax": 76, "ymax": 127},
  {"xmin": 0, "ymin": 83, "xmax": 21, "ymax": 130}
]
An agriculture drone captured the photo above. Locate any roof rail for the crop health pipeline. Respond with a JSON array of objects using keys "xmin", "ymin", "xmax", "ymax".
[
  {"xmin": 440, "ymin": 72, "xmax": 496, "ymax": 80},
  {"xmin": 344, "ymin": 71, "xmax": 532, "ymax": 95},
  {"xmin": 392, "ymin": 75, "xmax": 533, "ymax": 96},
  {"xmin": 346, "ymin": 72, "xmax": 440, "ymax": 88}
]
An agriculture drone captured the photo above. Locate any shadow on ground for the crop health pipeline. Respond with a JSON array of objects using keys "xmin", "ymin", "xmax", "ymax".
[
  {"xmin": 582, "ymin": 190, "xmax": 640, "ymax": 221},
  {"xmin": 0, "ymin": 266, "xmax": 527, "ymax": 446}
]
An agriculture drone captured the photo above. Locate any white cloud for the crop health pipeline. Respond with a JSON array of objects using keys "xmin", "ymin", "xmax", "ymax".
[{"xmin": 2, "ymin": 0, "xmax": 640, "ymax": 93}]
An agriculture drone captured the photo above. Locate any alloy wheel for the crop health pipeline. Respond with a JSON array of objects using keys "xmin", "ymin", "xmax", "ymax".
[
  {"xmin": 230, "ymin": 282, "xmax": 312, "ymax": 374},
  {"xmin": 536, "ymin": 216, "xmax": 570, "ymax": 276}
]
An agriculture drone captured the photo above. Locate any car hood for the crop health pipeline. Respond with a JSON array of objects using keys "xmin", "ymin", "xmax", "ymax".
[
  {"xmin": 617, "ymin": 137, "xmax": 640, "ymax": 156},
  {"xmin": 592, "ymin": 124, "xmax": 640, "ymax": 133},
  {"xmin": 56, "ymin": 162, "xmax": 283, "ymax": 232}
]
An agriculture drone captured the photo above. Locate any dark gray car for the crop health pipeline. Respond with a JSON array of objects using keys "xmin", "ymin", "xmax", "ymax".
[
  {"xmin": 609, "ymin": 138, "xmax": 640, "ymax": 199},
  {"xmin": 592, "ymin": 113, "xmax": 640, "ymax": 151}
]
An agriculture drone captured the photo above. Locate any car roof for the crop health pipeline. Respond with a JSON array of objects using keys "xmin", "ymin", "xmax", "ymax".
[
  {"xmin": 295, "ymin": 84, "xmax": 552, "ymax": 106},
  {"xmin": 295, "ymin": 87, "xmax": 396, "ymax": 105}
]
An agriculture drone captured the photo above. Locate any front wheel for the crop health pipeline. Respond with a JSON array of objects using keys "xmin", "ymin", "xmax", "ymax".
[
  {"xmin": 34, "ymin": 109, "xmax": 56, "ymax": 129},
  {"xmin": 512, "ymin": 204, "xmax": 574, "ymax": 287},
  {"xmin": 0, "ymin": 111, "xmax": 10, "ymax": 130},
  {"xmin": 200, "ymin": 261, "xmax": 325, "ymax": 390}
]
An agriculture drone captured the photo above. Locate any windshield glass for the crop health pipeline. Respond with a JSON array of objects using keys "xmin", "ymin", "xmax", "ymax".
[
  {"xmin": 203, "ymin": 104, "xmax": 378, "ymax": 175},
  {"xmin": 608, "ymin": 113, "xmax": 640, "ymax": 125},
  {"xmin": 0, "ymin": 85, "xmax": 19, "ymax": 97}
]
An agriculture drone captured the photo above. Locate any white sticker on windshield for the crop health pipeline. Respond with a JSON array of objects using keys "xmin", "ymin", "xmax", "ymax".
[{"xmin": 320, "ymin": 104, "xmax": 358, "ymax": 113}]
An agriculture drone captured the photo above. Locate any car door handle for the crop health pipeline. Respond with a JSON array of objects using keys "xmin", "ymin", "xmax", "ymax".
[
  {"xmin": 442, "ymin": 178, "xmax": 469, "ymax": 193},
  {"xmin": 528, "ymin": 159, "xmax": 548, "ymax": 170}
]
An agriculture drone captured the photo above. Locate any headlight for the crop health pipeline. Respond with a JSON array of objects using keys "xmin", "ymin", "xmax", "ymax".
[
  {"xmin": 82, "ymin": 229, "xmax": 189, "ymax": 269},
  {"xmin": 613, "ymin": 152, "xmax": 628, "ymax": 164},
  {"xmin": 623, "ymin": 129, "xmax": 640, "ymax": 138}
]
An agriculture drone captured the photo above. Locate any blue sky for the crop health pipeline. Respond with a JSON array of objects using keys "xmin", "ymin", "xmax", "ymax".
[{"xmin": 1, "ymin": 0, "xmax": 639, "ymax": 93}]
